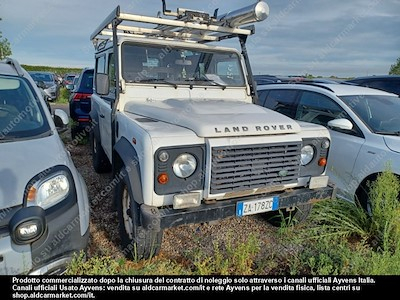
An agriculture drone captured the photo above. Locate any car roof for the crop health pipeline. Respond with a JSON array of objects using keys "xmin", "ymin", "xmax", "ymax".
[
  {"xmin": 347, "ymin": 75, "xmax": 400, "ymax": 80},
  {"xmin": 257, "ymin": 82, "xmax": 399, "ymax": 97},
  {"xmin": 28, "ymin": 71, "xmax": 53, "ymax": 74},
  {"xmin": 1, "ymin": 59, "xmax": 32, "ymax": 79},
  {"xmin": 81, "ymin": 67, "xmax": 94, "ymax": 73},
  {"xmin": 0, "ymin": 60, "xmax": 20, "ymax": 76}
]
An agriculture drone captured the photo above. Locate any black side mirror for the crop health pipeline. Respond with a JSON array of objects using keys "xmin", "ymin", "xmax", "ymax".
[{"xmin": 37, "ymin": 81, "xmax": 46, "ymax": 89}]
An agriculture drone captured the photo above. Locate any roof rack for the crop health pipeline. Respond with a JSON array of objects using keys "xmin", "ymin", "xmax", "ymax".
[
  {"xmin": 257, "ymin": 81, "xmax": 336, "ymax": 93},
  {"xmin": 90, "ymin": 1, "xmax": 269, "ymax": 48},
  {"xmin": 5, "ymin": 58, "xmax": 24, "ymax": 77}
]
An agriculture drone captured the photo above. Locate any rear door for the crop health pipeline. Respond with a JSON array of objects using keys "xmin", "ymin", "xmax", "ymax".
[{"xmin": 77, "ymin": 69, "xmax": 94, "ymax": 115}]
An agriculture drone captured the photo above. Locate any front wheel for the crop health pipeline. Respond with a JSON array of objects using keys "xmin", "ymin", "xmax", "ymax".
[{"xmin": 115, "ymin": 170, "xmax": 163, "ymax": 260}]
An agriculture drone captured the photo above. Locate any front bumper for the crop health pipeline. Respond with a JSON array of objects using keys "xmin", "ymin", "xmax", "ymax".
[
  {"xmin": 142, "ymin": 184, "xmax": 336, "ymax": 230},
  {"xmin": 0, "ymin": 200, "xmax": 89, "ymax": 275}
]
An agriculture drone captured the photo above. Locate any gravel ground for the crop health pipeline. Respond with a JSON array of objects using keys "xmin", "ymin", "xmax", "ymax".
[{"xmin": 65, "ymin": 132, "xmax": 289, "ymax": 271}]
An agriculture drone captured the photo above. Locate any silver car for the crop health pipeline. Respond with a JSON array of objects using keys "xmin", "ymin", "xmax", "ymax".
[
  {"xmin": 28, "ymin": 71, "xmax": 60, "ymax": 101},
  {"xmin": 257, "ymin": 81, "xmax": 400, "ymax": 212},
  {"xmin": 0, "ymin": 58, "xmax": 90, "ymax": 274}
]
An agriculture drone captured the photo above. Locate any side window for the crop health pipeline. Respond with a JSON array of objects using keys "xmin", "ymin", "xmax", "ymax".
[
  {"xmin": 96, "ymin": 55, "xmax": 106, "ymax": 74},
  {"xmin": 263, "ymin": 89, "xmax": 298, "ymax": 119},
  {"xmin": 257, "ymin": 90, "xmax": 269, "ymax": 106},
  {"xmin": 108, "ymin": 53, "xmax": 116, "ymax": 97},
  {"xmin": 367, "ymin": 80, "xmax": 400, "ymax": 95},
  {"xmin": 296, "ymin": 91, "xmax": 345, "ymax": 126}
]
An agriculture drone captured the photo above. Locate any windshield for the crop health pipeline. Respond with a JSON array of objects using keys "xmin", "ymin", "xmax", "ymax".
[
  {"xmin": 0, "ymin": 76, "xmax": 50, "ymax": 141},
  {"xmin": 340, "ymin": 94, "xmax": 400, "ymax": 134},
  {"xmin": 29, "ymin": 72, "xmax": 53, "ymax": 82},
  {"xmin": 121, "ymin": 43, "xmax": 245, "ymax": 87}
]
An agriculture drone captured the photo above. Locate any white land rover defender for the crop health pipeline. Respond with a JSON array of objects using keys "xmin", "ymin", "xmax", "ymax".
[{"xmin": 89, "ymin": 1, "xmax": 335, "ymax": 259}]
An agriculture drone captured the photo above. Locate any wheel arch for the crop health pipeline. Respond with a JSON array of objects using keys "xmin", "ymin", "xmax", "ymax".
[
  {"xmin": 355, "ymin": 171, "xmax": 400, "ymax": 195},
  {"xmin": 113, "ymin": 137, "xmax": 144, "ymax": 207}
]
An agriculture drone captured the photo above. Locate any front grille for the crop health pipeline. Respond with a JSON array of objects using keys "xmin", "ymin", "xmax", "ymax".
[{"xmin": 210, "ymin": 142, "xmax": 301, "ymax": 194}]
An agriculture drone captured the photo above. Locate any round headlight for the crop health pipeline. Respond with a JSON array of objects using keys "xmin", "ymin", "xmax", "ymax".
[
  {"xmin": 173, "ymin": 153, "xmax": 197, "ymax": 178},
  {"xmin": 301, "ymin": 145, "xmax": 314, "ymax": 166}
]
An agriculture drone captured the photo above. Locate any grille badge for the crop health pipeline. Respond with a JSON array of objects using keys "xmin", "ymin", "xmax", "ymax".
[{"xmin": 278, "ymin": 169, "xmax": 289, "ymax": 177}]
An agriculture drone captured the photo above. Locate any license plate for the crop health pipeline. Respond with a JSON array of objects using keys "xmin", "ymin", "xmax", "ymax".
[{"xmin": 236, "ymin": 196, "xmax": 279, "ymax": 217}]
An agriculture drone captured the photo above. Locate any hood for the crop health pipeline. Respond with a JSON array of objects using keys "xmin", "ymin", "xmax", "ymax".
[
  {"xmin": 0, "ymin": 134, "xmax": 69, "ymax": 210},
  {"xmin": 124, "ymin": 99, "xmax": 301, "ymax": 137},
  {"xmin": 383, "ymin": 136, "xmax": 400, "ymax": 153}
]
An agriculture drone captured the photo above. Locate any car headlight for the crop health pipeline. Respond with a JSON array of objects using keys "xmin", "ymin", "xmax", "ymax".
[
  {"xmin": 173, "ymin": 153, "xmax": 197, "ymax": 178},
  {"xmin": 300, "ymin": 145, "xmax": 314, "ymax": 166},
  {"xmin": 27, "ymin": 171, "xmax": 70, "ymax": 209}
]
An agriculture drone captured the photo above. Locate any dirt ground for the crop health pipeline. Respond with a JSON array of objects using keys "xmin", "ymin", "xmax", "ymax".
[{"xmin": 65, "ymin": 131, "xmax": 287, "ymax": 271}]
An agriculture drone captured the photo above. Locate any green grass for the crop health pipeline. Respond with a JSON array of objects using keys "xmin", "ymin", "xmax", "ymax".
[
  {"xmin": 56, "ymin": 87, "xmax": 70, "ymax": 104},
  {"xmin": 65, "ymin": 169, "xmax": 400, "ymax": 275},
  {"xmin": 22, "ymin": 64, "xmax": 82, "ymax": 76}
]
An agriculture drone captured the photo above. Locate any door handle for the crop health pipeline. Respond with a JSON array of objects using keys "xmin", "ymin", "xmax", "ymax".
[{"xmin": 99, "ymin": 114, "xmax": 105, "ymax": 118}]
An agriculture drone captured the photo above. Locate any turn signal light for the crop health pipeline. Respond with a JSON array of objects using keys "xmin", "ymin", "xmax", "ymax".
[
  {"xmin": 318, "ymin": 158, "xmax": 327, "ymax": 167},
  {"xmin": 157, "ymin": 173, "xmax": 169, "ymax": 184}
]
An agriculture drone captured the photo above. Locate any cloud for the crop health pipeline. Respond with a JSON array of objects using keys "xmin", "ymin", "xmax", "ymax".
[{"xmin": 1, "ymin": 0, "xmax": 399, "ymax": 77}]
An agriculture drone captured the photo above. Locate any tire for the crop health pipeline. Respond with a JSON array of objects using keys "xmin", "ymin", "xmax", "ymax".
[
  {"xmin": 355, "ymin": 182, "xmax": 373, "ymax": 215},
  {"xmin": 71, "ymin": 126, "xmax": 79, "ymax": 140},
  {"xmin": 262, "ymin": 204, "xmax": 312, "ymax": 227},
  {"xmin": 90, "ymin": 131, "xmax": 111, "ymax": 173},
  {"xmin": 115, "ymin": 170, "xmax": 163, "ymax": 260}
]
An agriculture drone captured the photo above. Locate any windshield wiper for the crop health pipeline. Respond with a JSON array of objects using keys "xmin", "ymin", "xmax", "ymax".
[
  {"xmin": 0, "ymin": 135, "xmax": 17, "ymax": 142},
  {"xmin": 0, "ymin": 131, "xmax": 52, "ymax": 142},
  {"xmin": 200, "ymin": 78, "xmax": 227, "ymax": 89},
  {"xmin": 137, "ymin": 78, "xmax": 177, "ymax": 88},
  {"xmin": 185, "ymin": 78, "xmax": 226, "ymax": 90},
  {"xmin": 374, "ymin": 131, "xmax": 400, "ymax": 136}
]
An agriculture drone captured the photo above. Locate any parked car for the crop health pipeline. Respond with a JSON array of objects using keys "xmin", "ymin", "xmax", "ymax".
[
  {"xmin": 35, "ymin": 80, "xmax": 52, "ymax": 113},
  {"xmin": 62, "ymin": 73, "xmax": 78, "ymax": 87},
  {"xmin": 343, "ymin": 75, "xmax": 400, "ymax": 96},
  {"xmin": 256, "ymin": 81, "xmax": 400, "ymax": 212},
  {"xmin": 66, "ymin": 75, "xmax": 80, "ymax": 91},
  {"xmin": 0, "ymin": 58, "xmax": 90, "ymax": 275},
  {"xmin": 28, "ymin": 71, "xmax": 60, "ymax": 101},
  {"xmin": 69, "ymin": 68, "xmax": 93, "ymax": 139}
]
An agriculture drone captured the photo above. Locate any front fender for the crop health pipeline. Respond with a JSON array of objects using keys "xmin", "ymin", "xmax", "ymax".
[{"xmin": 114, "ymin": 138, "xmax": 144, "ymax": 205}]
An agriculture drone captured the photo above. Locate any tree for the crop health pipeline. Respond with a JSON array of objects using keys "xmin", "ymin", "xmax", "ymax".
[
  {"xmin": 0, "ymin": 31, "xmax": 12, "ymax": 60},
  {"xmin": 389, "ymin": 57, "xmax": 400, "ymax": 75}
]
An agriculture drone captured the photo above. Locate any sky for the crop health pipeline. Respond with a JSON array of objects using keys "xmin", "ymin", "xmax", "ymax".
[{"xmin": 1, "ymin": 0, "xmax": 399, "ymax": 78}]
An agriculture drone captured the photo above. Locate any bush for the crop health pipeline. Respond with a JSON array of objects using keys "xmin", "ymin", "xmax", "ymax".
[
  {"xmin": 58, "ymin": 87, "xmax": 70, "ymax": 104},
  {"xmin": 286, "ymin": 168, "xmax": 400, "ymax": 275}
]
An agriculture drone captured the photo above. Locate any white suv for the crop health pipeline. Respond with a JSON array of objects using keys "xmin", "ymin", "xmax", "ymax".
[
  {"xmin": 257, "ymin": 82, "xmax": 400, "ymax": 211},
  {"xmin": 88, "ymin": 2, "xmax": 336, "ymax": 260}
]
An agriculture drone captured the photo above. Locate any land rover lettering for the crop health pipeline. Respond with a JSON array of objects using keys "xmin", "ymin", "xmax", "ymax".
[{"xmin": 214, "ymin": 124, "xmax": 294, "ymax": 134}]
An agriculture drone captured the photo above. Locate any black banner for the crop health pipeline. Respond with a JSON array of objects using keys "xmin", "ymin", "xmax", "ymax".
[{"xmin": 2, "ymin": 275, "xmax": 399, "ymax": 298}]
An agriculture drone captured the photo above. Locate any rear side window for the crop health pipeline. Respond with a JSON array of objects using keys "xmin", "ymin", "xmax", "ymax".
[
  {"xmin": 263, "ymin": 89, "xmax": 298, "ymax": 119},
  {"xmin": 78, "ymin": 70, "xmax": 94, "ymax": 94},
  {"xmin": 363, "ymin": 80, "xmax": 400, "ymax": 95}
]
